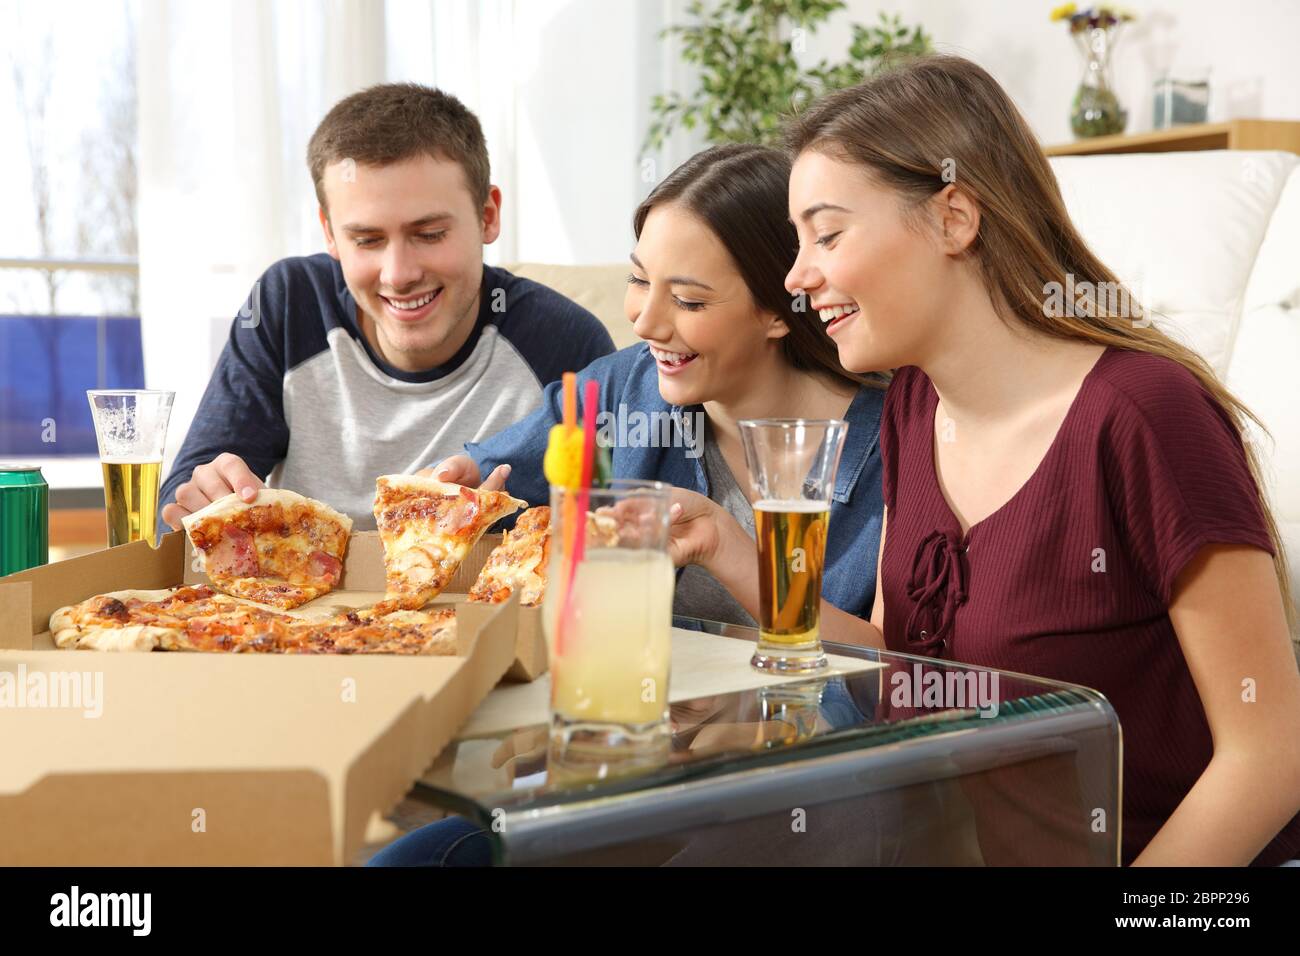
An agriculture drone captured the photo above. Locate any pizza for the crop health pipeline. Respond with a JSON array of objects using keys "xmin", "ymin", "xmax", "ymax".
[
  {"xmin": 49, "ymin": 586, "xmax": 459, "ymax": 656},
  {"xmin": 586, "ymin": 510, "xmax": 621, "ymax": 548},
  {"xmin": 468, "ymin": 506, "xmax": 551, "ymax": 607},
  {"xmin": 464, "ymin": 507, "xmax": 631, "ymax": 608},
  {"xmin": 183, "ymin": 489, "xmax": 352, "ymax": 609},
  {"xmin": 372, "ymin": 475, "xmax": 525, "ymax": 611},
  {"xmin": 270, "ymin": 606, "xmax": 459, "ymax": 656},
  {"xmin": 50, "ymin": 585, "xmax": 301, "ymax": 652}
]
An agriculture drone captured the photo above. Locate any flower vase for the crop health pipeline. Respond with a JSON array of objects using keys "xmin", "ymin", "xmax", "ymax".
[{"xmin": 1070, "ymin": 27, "xmax": 1127, "ymax": 138}]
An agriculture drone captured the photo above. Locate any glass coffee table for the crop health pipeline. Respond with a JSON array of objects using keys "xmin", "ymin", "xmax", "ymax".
[{"xmin": 410, "ymin": 617, "xmax": 1122, "ymax": 866}]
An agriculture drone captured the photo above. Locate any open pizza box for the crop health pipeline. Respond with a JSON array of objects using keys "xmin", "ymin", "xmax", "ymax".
[{"xmin": 0, "ymin": 529, "xmax": 526, "ymax": 865}]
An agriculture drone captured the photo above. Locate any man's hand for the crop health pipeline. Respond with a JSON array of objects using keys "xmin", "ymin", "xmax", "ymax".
[
  {"xmin": 161, "ymin": 452, "xmax": 264, "ymax": 531},
  {"xmin": 418, "ymin": 454, "xmax": 511, "ymax": 491}
]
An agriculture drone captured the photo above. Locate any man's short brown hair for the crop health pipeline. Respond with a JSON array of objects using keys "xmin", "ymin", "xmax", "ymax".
[{"xmin": 307, "ymin": 82, "xmax": 490, "ymax": 213}]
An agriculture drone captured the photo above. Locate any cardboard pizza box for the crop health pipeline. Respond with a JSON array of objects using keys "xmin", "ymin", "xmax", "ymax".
[{"xmin": 0, "ymin": 531, "xmax": 519, "ymax": 865}]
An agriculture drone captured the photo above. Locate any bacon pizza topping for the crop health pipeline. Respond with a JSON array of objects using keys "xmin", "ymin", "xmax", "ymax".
[{"xmin": 184, "ymin": 491, "xmax": 352, "ymax": 610}]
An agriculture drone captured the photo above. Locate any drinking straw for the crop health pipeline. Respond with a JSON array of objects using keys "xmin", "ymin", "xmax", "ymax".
[
  {"xmin": 557, "ymin": 378, "xmax": 600, "ymax": 656},
  {"xmin": 555, "ymin": 373, "xmax": 579, "ymax": 656},
  {"xmin": 562, "ymin": 371, "xmax": 576, "ymax": 429}
]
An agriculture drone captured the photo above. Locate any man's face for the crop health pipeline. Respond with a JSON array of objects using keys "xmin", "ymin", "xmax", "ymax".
[{"xmin": 320, "ymin": 154, "xmax": 501, "ymax": 372}]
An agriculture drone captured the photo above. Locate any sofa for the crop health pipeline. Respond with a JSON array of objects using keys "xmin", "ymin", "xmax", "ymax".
[{"xmin": 507, "ymin": 148, "xmax": 1300, "ymax": 611}]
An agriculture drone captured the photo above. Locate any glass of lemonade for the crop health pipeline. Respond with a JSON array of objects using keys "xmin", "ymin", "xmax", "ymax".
[
  {"xmin": 86, "ymin": 390, "xmax": 174, "ymax": 548},
  {"xmin": 543, "ymin": 479, "xmax": 675, "ymax": 761},
  {"xmin": 738, "ymin": 418, "xmax": 848, "ymax": 673}
]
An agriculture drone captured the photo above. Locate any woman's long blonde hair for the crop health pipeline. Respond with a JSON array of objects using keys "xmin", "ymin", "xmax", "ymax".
[{"xmin": 786, "ymin": 54, "xmax": 1295, "ymax": 634}]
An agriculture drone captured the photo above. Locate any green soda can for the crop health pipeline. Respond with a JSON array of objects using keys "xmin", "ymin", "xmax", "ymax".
[{"xmin": 0, "ymin": 464, "xmax": 50, "ymax": 576}]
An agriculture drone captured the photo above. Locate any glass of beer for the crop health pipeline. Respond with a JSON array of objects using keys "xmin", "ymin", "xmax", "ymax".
[
  {"xmin": 738, "ymin": 418, "xmax": 848, "ymax": 673},
  {"xmin": 86, "ymin": 390, "xmax": 174, "ymax": 549},
  {"xmin": 543, "ymin": 479, "xmax": 676, "ymax": 763}
]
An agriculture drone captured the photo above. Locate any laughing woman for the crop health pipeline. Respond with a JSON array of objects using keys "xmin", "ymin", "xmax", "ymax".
[
  {"xmin": 435, "ymin": 143, "xmax": 888, "ymax": 626},
  {"xmin": 667, "ymin": 56, "xmax": 1300, "ymax": 866}
]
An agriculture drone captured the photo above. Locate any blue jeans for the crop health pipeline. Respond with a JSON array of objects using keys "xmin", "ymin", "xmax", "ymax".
[{"xmin": 367, "ymin": 815, "xmax": 492, "ymax": 867}]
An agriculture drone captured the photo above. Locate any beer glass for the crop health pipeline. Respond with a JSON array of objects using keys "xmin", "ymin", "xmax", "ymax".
[
  {"xmin": 738, "ymin": 418, "xmax": 848, "ymax": 673},
  {"xmin": 543, "ymin": 479, "xmax": 675, "ymax": 761},
  {"xmin": 86, "ymin": 390, "xmax": 174, "ymax": 548}
]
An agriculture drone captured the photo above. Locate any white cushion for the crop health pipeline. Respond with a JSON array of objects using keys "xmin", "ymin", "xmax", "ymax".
[
  {"xmin": 1229, "ymin": 163, "xmax": 1300, "ymax": 600},
  {"xmin": 1050, "ymin": 151, "xmax": 1297, "ymax": 376}
]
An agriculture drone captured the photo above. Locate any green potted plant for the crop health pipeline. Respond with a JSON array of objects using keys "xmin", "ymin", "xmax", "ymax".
[{"xmin": 645, "ymin": 0, "xmax": 931, "ymax": 151}]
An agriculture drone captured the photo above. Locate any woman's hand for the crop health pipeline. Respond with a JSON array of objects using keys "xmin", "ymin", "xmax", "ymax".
[
  {"xmin": 668, "ymin": 487, "xmax": 734, "ymax": 571},
  {"xmin": 418, "ymin": 454, "xmax": 511, "ymax": 491}
]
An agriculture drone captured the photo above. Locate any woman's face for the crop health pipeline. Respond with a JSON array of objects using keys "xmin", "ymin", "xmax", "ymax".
[
  {"xmin": 785, "ymin": 150, "xmax": 952, "ymax": 374},
  {"xmin": 625, "ymin": 203, "xmax": 787, "ymax": 408}
]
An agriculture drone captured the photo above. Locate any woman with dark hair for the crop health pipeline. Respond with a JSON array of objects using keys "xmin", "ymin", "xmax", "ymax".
[
  {"xmin": 434, "ymin": 143, "xmax": 888, "ymax": 626},
  {"xmin": 368, "ymin": 144, "xmax": 890, "ymax": 867}
]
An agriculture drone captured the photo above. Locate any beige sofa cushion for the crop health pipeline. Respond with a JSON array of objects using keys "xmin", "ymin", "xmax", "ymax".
[{"xmin": 503, "ymin": 262, "xmax": 638, "ymax": 350}]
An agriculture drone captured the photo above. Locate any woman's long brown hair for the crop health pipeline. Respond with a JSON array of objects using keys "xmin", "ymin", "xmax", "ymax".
[{"xmin": 785, "ymin": 54, "xmax": 1295, "ymax": 633}]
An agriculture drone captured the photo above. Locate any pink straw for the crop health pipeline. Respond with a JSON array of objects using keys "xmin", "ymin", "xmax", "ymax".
[{"xmin": 557, "ymin": 379, "xmax": 600, "ymax": 656}]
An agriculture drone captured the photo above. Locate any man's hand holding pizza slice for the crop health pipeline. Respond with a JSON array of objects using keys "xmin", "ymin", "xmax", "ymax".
[{"xmin": 161, "ymin": 452, "xmax": 265, "ymax": 531}]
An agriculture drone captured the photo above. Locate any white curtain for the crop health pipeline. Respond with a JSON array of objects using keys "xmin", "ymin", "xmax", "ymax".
[
  {"xmin": 388, "ymin": 0, "xmax": 703, "ymax": 265},
  {"xmin": 137, "ymin": 0, "xmax": 697, "ymax": 473},
  {"xmin": 137, "ymin": 0, "xmax": 386, "ymax": 471}
]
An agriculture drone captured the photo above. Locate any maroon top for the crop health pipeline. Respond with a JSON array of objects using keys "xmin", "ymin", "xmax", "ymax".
[{"xmin": 878, "ymin": 346, "xmax": 1300, "ymax": 866}]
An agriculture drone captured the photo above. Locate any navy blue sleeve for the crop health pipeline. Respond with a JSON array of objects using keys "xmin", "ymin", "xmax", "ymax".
[
  {"xmin": 489, "ymin": 269, "xmax": 616, "ymax": 388},
  {"xmin": 159, "ymin": 269, "xmax": 292, "ymax": 524}
]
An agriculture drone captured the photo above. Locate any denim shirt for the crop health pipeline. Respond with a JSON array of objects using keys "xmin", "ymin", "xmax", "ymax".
[{"xmin": 466, "ymin": 344, "xmax": 886, "ymax": 619}]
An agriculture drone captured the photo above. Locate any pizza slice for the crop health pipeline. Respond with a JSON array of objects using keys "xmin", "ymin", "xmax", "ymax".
[
  {"xmin": 183, "ymin": 489, "xmax": 352, "ymax": 609},
  {"xmin": 465, "ymin": 507, "xmax": 629, "ymax": 609},
  {"xmin": 276, "ymin": 606, "xmax": 460, "ymax": 656},
  {"xmin": 468, "ymin": 506, "xmax": 551, "ymax": 607},
  {"xmin": 373, "ymin": 475, "xmax": 526, "ymax": 611},
  {"xmin": 49, "ymin": 588, "xmax": 459, "ymax": 656},
  {"xmin": 50, "ymin": 585, "xmax": 298, "ymax": 652}
]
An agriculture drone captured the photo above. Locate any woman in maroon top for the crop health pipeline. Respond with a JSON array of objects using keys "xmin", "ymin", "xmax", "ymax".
[{"xmin": 667, "ymin": 55, "xmax": 1300, "ymax": 865}]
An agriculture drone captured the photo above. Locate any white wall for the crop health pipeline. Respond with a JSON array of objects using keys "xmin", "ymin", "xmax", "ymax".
[
  {"xmin": 821, "ymin": 0, "xmax": 1300, "ymax": 149},
  {"xmin": 444, "ymin": 0, "xmax": 1300, "ymax": 269},
  {"xmin": 396, "ymin": 0, "xmax": 703, "ymax": 267}
]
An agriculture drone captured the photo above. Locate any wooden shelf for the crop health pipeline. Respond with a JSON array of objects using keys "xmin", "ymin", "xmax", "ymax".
[{"xmin": 1044, "ymin": 119, "xmax": 1300, "ymax": 157}]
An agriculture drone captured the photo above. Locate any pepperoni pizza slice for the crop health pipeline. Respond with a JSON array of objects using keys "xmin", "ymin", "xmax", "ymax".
[{"xmin": 182, "ymin": 489, "xmax": 352, "ymax": 609}]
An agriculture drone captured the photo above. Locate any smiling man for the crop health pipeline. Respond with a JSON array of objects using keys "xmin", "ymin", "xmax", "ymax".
[{"xmin": 159, "ymin": 83, "xmax": 614, "ymax": 529}]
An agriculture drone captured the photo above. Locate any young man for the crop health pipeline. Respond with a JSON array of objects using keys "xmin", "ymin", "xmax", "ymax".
[{"xmin": 159, "ymin": 83, "xmax": 614, "ymax": 530}]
